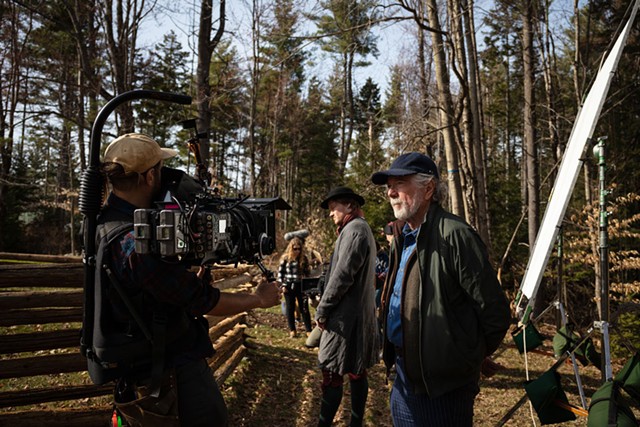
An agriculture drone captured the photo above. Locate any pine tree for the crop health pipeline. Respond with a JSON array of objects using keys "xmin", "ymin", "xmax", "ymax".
[
  {"xmin": 208, "ymin": 40, "xmax": 247, "ymax": 191},
  {"xmin": 256, "ymin": 0, "xmax": 307, "ymax": 200},
  {"xmin": 312, "ymin": 0, "xmax": 379, "ymax": 176},
  {"xmin": 137, "ymin": 31, "xmax": 192, "ymax": 149},
  {"xmin": 350, "ymin": 77, "xmax": 390, "ymax": 232}
]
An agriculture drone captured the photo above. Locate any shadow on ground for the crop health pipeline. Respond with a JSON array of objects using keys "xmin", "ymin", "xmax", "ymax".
[
  {"xmin": 221, "ymin": 309, "xmax": 392, "ymax": 427},
  {"xmin": 221, "ymin": 309, "xmax": 637, "ymax": 426}
]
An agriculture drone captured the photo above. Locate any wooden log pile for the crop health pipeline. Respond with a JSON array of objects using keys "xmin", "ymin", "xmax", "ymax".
[{"xmin": 0, "ymin": 254, "xmax": 259, "ymax": 426}]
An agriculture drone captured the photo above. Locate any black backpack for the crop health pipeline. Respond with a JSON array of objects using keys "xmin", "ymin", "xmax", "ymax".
[{"xmin": 84, "ymin": 220, "xmax": 189, "ymax": 395}]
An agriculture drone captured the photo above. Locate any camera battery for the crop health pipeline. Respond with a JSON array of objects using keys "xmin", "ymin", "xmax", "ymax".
[{"xmin": 134, "ymin": 209, "xmax": 154, "ymax": 254}]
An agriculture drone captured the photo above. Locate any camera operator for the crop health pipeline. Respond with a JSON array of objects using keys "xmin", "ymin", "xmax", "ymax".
[{"xmin": 99, "ymin": 133, "xmax": 281, "ymax": 426}]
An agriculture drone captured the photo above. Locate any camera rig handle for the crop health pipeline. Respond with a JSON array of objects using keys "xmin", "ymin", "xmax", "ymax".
[
  {"xmin": 255, "ymin": 257, "xmax": 276, "ymax": 283},
  {"xmin": 180, "ymin": 119, "xmax": 212, "ymax": 186},
  {"xmin": 187, "ymin": 137, "xmax": 212, "ymax": 186}
]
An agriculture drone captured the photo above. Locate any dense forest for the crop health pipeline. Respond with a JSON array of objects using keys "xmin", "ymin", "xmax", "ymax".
[{"xmin": 1, "ymin": 0, "xmax": 639, "ymax": 321}]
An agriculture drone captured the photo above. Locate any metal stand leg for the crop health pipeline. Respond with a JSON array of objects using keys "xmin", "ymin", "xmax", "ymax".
[
  {"xmin": 569, "ymin": 352, "xmax": 587, "ymax": 409},
  {"xmin": 557, "ymin": 301, "xmax": 587, "ymax": 409},
  {"xmin": 594, "ymin": 320, "xmax": 613, "ymax": 381}
]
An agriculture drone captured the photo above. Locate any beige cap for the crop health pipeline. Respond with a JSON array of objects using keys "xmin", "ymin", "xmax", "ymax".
[{"xmin": 104, "ymin": 133, "xmax": 177, "ymax": 174}]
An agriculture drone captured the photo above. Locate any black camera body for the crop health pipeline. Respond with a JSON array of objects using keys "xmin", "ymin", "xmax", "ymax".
[
  {"xmin": 301, "ymin": 261, "xmax": 330, "ymax": 297},
  {"xmin": 133, "ymin": 167, "xmax": 291, "ymax": 265},
  {"xmin": 301, "ymin": 276, "xmax": 323, "ymax": 297}
]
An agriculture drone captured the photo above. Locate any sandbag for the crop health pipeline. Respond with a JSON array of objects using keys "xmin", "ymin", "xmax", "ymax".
[
  {"xmin": 512, "ymin": 322, "xmax": 544, "ymax": 353},
  {"xmin": 587, "ymin": 380, "xmax": 637, "ymax": 427},
  {"xmin": 552, "ymin": 325, "xmax": 601, "ymax": 368},
  {"xmin": 615, "ymin": 352, "xmax": 640, "ymax": 402},
  {"xmin": 524, "ymin": 370, "xmax": 576, "ymax": 425}
]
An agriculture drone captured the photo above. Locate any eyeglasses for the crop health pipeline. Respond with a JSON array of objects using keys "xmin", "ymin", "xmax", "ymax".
[{"xmin": 293, "ymin": 247, "xmax": 301, "ymax": 251}]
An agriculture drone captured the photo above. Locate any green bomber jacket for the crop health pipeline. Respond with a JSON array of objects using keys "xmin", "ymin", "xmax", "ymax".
[{"xmin": 381, "ymin": 202, "xmax": 511, "ymax": 398}]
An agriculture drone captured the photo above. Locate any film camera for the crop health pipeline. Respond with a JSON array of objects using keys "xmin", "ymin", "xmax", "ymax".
[
  {"xmin": 301, "ymin": 262, "xmax": 329, "ymax": 298},
  {"xmin": 301, "ymin": 276, "xmax": 324, "ymax": 299},
  {"xmin": 133, "ymin": 166, "xmax": 291, "ymax": 266}
]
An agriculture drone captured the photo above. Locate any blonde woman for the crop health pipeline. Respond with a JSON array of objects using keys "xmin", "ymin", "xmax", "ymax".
[{"xmin": 278, "ymin": 237, "xmax": 312, "ymax": 337}]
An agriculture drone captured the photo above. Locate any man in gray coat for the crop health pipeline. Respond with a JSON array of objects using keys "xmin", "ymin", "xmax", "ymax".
[{"xmin": 315, "ymin": 186, "xmax": 380, "ymax": 427}]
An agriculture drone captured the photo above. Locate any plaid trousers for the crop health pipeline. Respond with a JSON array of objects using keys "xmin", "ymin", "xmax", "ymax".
[{"xmin": 390, "ymin": 357, "xmax": 479, "ymax": 427}]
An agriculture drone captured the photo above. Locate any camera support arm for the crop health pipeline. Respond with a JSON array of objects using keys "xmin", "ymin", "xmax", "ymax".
[
  {"xmin": 187, "ymin": 135, "xmax": 213, "ymax": 186},
  {"xmin": 254, "ymin": 256, "xmax": 276, "ymax": 282},
  {"xmin": 180, "ymin": 119, "xmax": 212, "ymax": 186}
]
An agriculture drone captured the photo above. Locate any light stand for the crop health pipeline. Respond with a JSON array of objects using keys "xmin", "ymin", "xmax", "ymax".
[{"xmin": 593, "ymin": 136, "xmax": 613, "ymax": 382}]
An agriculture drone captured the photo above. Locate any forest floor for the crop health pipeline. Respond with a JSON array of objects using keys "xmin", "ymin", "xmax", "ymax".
[{"xmin": 219, "ymin": 307, "xmax": 638, "ymax": 427}]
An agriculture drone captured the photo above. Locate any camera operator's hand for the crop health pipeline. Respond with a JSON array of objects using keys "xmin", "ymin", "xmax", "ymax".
[
  {"xmin": 254, "ymin": 279, "xmax": 282, "ymax": 308},
  {"xmin": 208, "ymin": 279, "xmax": 282, "ymax": 317}
]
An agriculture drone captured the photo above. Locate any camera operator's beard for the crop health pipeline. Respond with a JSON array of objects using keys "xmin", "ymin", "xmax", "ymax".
[
  {"xmin": 390, "ymin": 197, "xmax": 419, "ymax": 222},
  {"xmin": 151, "ymin": 172, "xmax": 163, "ymax": 201}
]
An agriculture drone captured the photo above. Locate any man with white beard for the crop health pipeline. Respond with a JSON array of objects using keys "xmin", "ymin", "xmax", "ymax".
[{"xmin": 371, "ymin": 152, "xmax": 511, "ymax": 427}]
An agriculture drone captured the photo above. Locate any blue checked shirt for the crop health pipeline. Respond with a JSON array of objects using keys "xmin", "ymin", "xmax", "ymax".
[{"xmin": 386, "ymin": 224, "xmax": 419, "ymax": 348}]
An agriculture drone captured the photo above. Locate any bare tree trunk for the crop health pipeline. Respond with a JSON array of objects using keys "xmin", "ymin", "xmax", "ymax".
[
  {"xmin": 338, "ymin": 67, "xmax": 347, "ymax": 176},
  {"xmin": 62, "ymin": 0, "xmax": 100, "ymax": 171},
  {"xmin": 347, "ymin": 51, "xmax": 355, "ymax": 175},
  {"xmin": 417, "ymin": 21, "xmax": 435, "ymax": 155},
  {"xmin": 248, "ymin": 0, "xmax": 261, "ymax": 194},
  {"xmin": 337, "ymin": 51, "xmax": 355, "ymax": 177},
  {"xmin": 425, "ymin": 0, "xmax": 464, "ymax": 216},
  {"xmin": 0, "ymin": 3, "xmax": 31, "ymax": 249},
  {"xmin": 573, "ymin": 0, "xmax": 584, "ymax": 107},
  {"xmin": 538, "ymin": 0, "xmax": 561, "ymax": 181},
  {"xmin": 269, "ymin": 71, "xmax": 284, "ymax": 197},
  {"xmin": 100, "ymin": 0, "xmax": 147, "ymax": 132},
  {"xmin": 418, "ymin": 25, "xmax": 429, "ymax": 121},
  {"xmin": 64, "ymin": 0, "xmax": 109, "ymax": 108},
  {"xmin": 522, "ymin": 0, "xmax": 540, "ymax": 250},
  {"xmin": 572, "ymin": 0, "xmax": 593, "ymax": 206},
  {"xmin": 461, "ymin": 0, "xmax": 491, "ymax": 249},
  {"xmin": 447, "ymin": 0, "xmax": 476, "ymax": 228},
  {"xmin": 505, "ymin": 35, "xmax": 512, "ymax": 176},
  {"xmin": 522, "ymin": 0, "xmax": 543, "ymax": 315},
  {"xmin": 196, "ymin": 0, "xmax": 226, "ymax": 167},
  {"xmin": 76, "ymin": 65, "xmax": 87, "ymax": 171},
  {"xmin": 57, "ymin": 94, "xmax": 72, "ymax": 190}
]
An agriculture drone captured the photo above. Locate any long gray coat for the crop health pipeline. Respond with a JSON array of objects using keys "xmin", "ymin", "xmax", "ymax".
[{"xmin": 316, "ymin": 217, "xmax": 380, "ymax": 375}]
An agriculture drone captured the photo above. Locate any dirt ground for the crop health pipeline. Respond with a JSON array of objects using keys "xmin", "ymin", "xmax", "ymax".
[{"xmin": 219, "ymin": 308, "xmax": 635, "ymax": 426}]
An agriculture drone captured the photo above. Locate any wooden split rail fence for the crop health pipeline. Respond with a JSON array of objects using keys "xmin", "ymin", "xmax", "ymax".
[{"xmin": 0, "ymin": 252, "xmax": 259, "ymax": 426}]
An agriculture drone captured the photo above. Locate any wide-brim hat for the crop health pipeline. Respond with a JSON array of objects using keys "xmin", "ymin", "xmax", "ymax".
[
  {"xmin": 104, "ymin": 133, "xmax": 177, "ymax": 174},
  {"xmin": 320, "ymin": 186, "xmax": 365, "ymax": 209},
  {"xmin": 371, "ymin": 152, "xmax": 439, "ymax": 185}
]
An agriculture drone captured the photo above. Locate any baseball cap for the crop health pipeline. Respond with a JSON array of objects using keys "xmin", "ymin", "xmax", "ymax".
[
  {"xmin": 103, "ymin": 133, "xmax": 177, "ymax": 174},
  {"xmin": 370, "ymin": 152, "xmax": 439, "ymax": 185}
]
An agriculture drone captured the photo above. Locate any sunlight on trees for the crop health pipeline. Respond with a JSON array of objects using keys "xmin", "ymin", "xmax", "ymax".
[{"xmin": 0, "ymin": 1, "xmax": 638, "ymax": 320}]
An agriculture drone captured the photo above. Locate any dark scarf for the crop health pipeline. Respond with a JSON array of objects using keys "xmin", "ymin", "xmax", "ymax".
[{"xmin": 337, "ymin": 208, "xmax": 365, "ymax": 234}]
